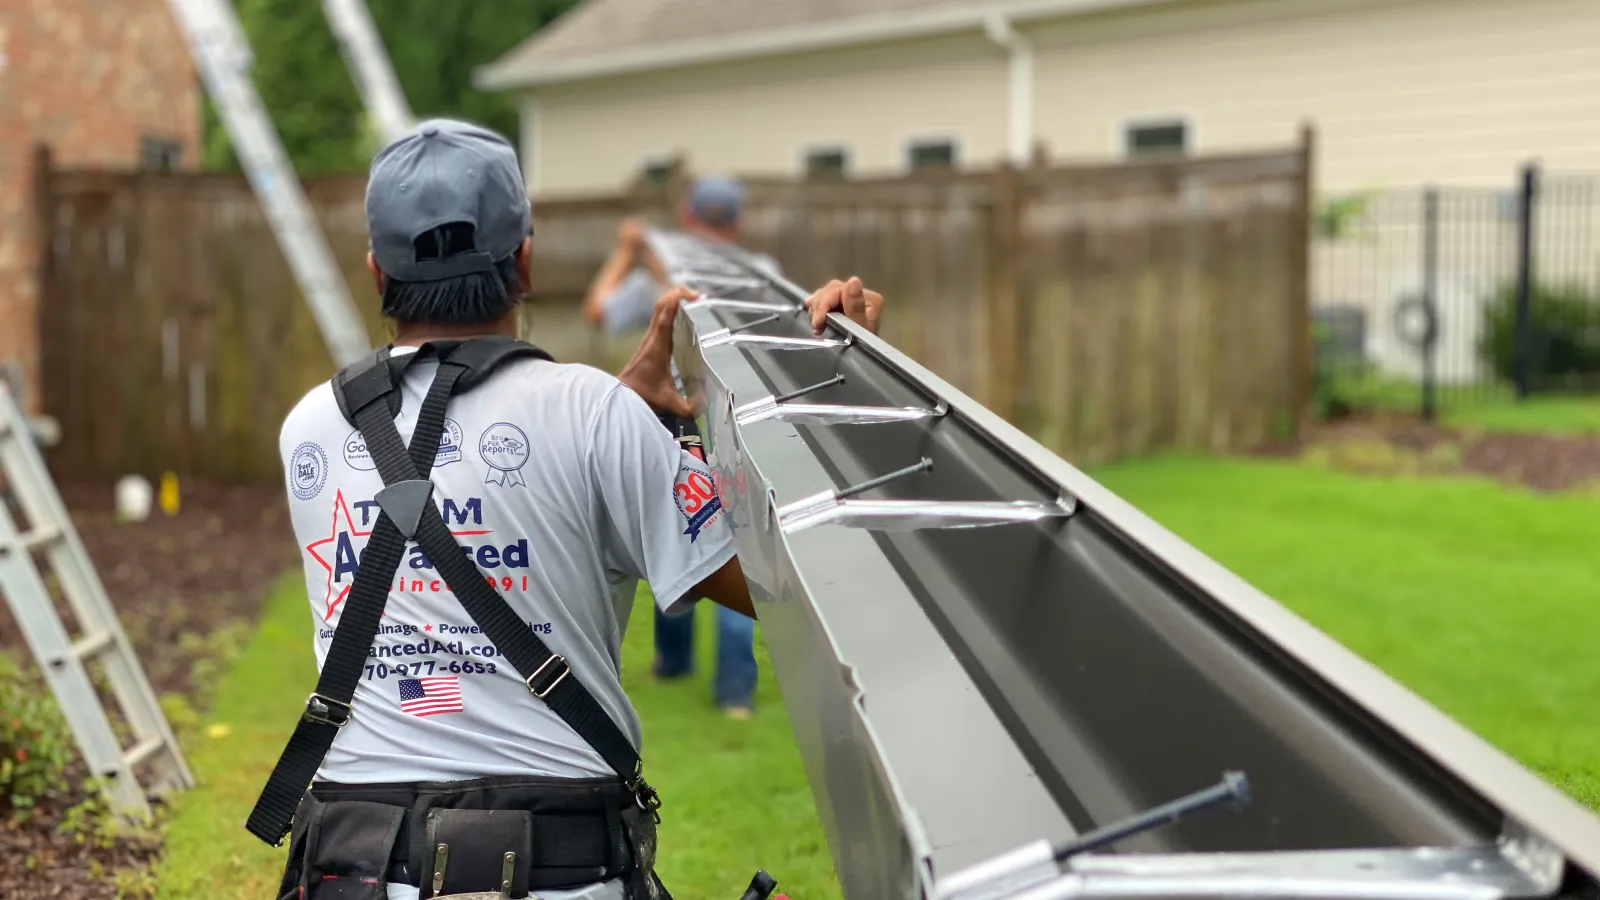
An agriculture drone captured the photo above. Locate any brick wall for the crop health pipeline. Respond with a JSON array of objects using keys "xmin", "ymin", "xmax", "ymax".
[{"xmin": 0, "ymin": 0, "xmax": 200, "ymax": 411}]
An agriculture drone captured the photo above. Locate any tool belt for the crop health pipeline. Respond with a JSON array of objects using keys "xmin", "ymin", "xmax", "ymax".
[
  {"xmin": 247, "ymin": 339, "xmax": 675, "ymax": 900},
  {"xmin": 275, "ymin": 774, "xmax": 660, "ymax": 899}
]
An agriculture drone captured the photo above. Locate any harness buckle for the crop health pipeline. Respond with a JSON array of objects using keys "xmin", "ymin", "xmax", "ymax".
[
  {"xmin": 303, "ymin": 693, "xmax": 352, "ymax": 728},
  {"xmin": 525, "ymin": 655, "xmax": 571, "ymax": 699},
  {"xmin": 628, "ymin": 770, "xmax": 663, "ymax": 818}
]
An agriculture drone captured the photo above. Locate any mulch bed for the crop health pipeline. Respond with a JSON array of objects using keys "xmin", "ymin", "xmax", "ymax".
[
  {"xmin": 1, "ymin": 479, "xmax": 294, "ymax": 900},
  {"xmin": 1260, "ymin": 412, "xmax": 1600, "ymax": 492},
  {"xmin": 1461, "ymin": 433, "xmax": 1600, "ymax": 492}
]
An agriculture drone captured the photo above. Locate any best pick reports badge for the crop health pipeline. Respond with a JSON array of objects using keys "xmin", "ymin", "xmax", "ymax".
[{"xmin": 479, "ymin": 423, "xmax": 531, "ymax": 487}]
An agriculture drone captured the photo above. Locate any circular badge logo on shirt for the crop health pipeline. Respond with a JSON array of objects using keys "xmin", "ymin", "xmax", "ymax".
[
  {"xmin": 479, "ymin": 423, "xmax": 530, "ymax": 487},
  {"xmin": 290, "ymin": 441, "xmax": 329, "ymax": 501},
  {"xmin": 436, "ymin": 419, "xmax": 465, "ymax": 467},
  {"xmin": 343, "ymin": 430, "xmax": 375, "ymax": 471},
  {"xmin": 343, "ymin": 419, "xmax": 463, "ymax": 471}
]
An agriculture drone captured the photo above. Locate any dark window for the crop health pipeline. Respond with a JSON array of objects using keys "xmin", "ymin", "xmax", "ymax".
[
  {"xmin": 1125, "ymin": 121, "xmax": 1188, "ymax": 157},
  {"xmin": 640, "ymin": 159, "xmax": 674, "ymax": 187},
  {"xmin": 907, "ymin": 140, "xmax": 955, "ymax": 171},
  {"xmin": 805, "ymin": 148, "xmax": 848, "ymax": 180},
  {"xmin": 140, "ymin": 135, "xmax": 182, "ymax": 172}
]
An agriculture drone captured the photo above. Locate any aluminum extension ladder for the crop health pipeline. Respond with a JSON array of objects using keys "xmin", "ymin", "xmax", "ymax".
[
  {"xmin": 322, "ymin": 0, "xmax": 415, "ymax": 145},
  {"xmin": 166, "ymin": 0, "xmax": 370, "ymax": 368},
  {"xmin": 0, "ymin": 382, "xmax": 192, "ymax": 819}
]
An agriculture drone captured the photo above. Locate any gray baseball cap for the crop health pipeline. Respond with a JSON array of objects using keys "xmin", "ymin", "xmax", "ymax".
[
  {"xmin": 687, "ymin": 174, "xmax": 744, "ymax": 227},
  {"xmin": 366, "ymin": 118, "xmax": 531, "ymax": 283}
]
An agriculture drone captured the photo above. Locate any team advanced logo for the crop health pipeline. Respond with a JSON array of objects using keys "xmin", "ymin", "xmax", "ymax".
[
  {"xmin": 343, "ymin": 419, "xmax": 464, "ymax": 471},
  {"xmin": 479, "ymin": 423, "xmax": 530, "ymax": 487},
  {"xmin": 674, "ymin": 454, "xmax": 723, "ymax": 543},
  {"xmin": 306, "ymin": 488, "xmax": 497, "ymax": 621}
]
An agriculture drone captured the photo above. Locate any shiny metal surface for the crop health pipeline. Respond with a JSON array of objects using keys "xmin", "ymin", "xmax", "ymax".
[
  {"xmin": 734, "ymin": 398, "xmax": 944, "ymax": 427},
  {"xmin": 648, "ymin": 231, "xmax": 1600, "ymax": 900},
  {"xmin": 698, "ymin": 331, "xmax": 851, "ymax": 351},
  {"xmin": 777, "ymin": 497, "xmax": 1074, "ymax": 535},
  {"xmin": 1006, "ymin": 843, "xmax": 1562, "ymax": 900},
  {"xmin": 663, "ymin": 242, "xmax": 1077, "ymax": 894}
]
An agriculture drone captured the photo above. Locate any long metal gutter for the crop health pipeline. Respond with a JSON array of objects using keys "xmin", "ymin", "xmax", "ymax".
[{"xmin": 649, "ymin": 230, "xmax": 1600, "ymax": 900}]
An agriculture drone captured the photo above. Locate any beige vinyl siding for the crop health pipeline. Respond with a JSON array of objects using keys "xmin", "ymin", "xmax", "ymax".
[
  {"xmin": 524, "ymin": 0, "xmax": 1600, "ymax": 194},
  {"xmin": 1030, "ymin": 0, "xmax": 1600, "ymax": 190},
  {"xmin": 526, "ymin": 31, "xmax": 1009, "ymax": 194}
]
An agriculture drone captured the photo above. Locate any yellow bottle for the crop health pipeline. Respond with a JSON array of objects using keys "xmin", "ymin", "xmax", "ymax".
[{"xmin": 159, "ymin": 471, "xmax": 181, "ymax": 518}]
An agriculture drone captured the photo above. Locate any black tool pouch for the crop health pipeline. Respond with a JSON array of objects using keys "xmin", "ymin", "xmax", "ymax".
[
  {"xmin": 620, "ymin": 805, "xmax": 673, "ymax": 900},
  {"xmin": 285, "ymin": 797, "xmax": 406, "ymax": 900},
  {"xmin": 419, "ymin": 808, "xmax": 535, "ymax": 898}
]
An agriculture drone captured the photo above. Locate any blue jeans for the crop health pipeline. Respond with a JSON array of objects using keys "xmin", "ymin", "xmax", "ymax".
[{"xmin": 654, "ymin": 602, "xmax": 757, "ymax": 708}]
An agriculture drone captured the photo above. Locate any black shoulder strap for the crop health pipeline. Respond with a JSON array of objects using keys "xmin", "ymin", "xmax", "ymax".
[
  {"xmin": 329, "ymin": 338, "xmax": 555, "ymax": 429},
  {"xmin": 433, "ymin": 335, "xmax": 555, "ymax": 394},
  {"xmin": 246, "ymin": 338, "xmax": 655, "ymax": 848},
  {"xmin": 331, "ymin": 345, "xmax": 396, "ymax": 428}
]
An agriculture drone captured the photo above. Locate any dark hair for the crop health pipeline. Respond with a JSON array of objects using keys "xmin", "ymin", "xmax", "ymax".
[{"xmin": 380, "ymin": 222, "xmax": 525, "ymax": 326}]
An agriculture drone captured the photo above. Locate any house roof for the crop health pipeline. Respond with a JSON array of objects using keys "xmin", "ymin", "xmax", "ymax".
[{"xmin": 474, "ymin": 0, "xmax": 1170, "ymax": 90}]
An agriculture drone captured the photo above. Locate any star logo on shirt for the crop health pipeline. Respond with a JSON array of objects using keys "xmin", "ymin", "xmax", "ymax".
[
  {"xmin": 304, "ymin": 488, "xmax": 496, "ymax": 622},
  {"xmin": 305, "ymin": 490, "xmax": 370, "ymax": 622}
]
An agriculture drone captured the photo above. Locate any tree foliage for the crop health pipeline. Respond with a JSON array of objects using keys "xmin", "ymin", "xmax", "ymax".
[{"xmin": 204, "ymin": 0, "xmax": 579, "ymax": 173}]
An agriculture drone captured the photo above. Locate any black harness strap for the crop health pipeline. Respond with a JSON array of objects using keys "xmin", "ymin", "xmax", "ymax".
[{"xmin": 248, "ymin": 339, "xmax": 656, "ymax": 848}]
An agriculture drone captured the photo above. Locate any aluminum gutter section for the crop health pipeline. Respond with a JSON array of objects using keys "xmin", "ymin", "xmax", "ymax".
[
  {"xmin": 473, "ymin": 0, "xmax": 1169, "ymax": 91},
  {"xmin": 807, "ymin": 286, "xmax": 1600, "ymax": 880},
  {"xmin": 672, "ymin": 285, "xmax": 1081, "ymax": 896},
  {"xmin": 651, "ymin": 231, "xmax": 1600, "ymax": 898}
]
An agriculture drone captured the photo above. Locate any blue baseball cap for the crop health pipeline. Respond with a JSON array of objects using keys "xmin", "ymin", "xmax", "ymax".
[
  {"xmin": 687, "ymin": 175, "xmax": 745, "ymax": 228},
  {"xmin": 366, "ymin": 118, "xmax": 531, "ymax": 283}
]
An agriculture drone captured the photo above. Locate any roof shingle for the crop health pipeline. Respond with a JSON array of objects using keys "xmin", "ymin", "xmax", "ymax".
[{"xmin": 482, "ymin": 0, "xmax": 1004, "ymax": 84}]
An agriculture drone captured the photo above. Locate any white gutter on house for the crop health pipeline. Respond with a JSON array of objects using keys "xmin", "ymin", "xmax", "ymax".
[
  {"xmin": 473, "ymin": 0, "xmax": 1172, "ymax": 91},
  {"xmin": 983, "ymin": 14, "xmax": 1034, "ymax": 166}
]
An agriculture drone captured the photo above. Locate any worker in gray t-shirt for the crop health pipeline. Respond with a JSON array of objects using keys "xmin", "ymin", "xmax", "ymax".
[
  {"xmin": 583, "ymin": 175, "xmax": 769, "ymax": 717},
  {"xmin": 583, "ymin": 175, "xmax": 779, "ymax": 334}
]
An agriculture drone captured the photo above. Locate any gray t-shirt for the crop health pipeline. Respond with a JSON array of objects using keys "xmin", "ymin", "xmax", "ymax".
[
  {"xmin": 279, "ymin": 348, "xmax": 735, "ymax": 899},
  {"xmin": 599, "ymin": 252, "xmax": 783, "ymax": 334}
]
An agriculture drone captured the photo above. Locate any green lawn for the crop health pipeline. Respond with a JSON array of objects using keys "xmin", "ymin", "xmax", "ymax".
[
  {"xmin": 1327, "ymin": 370, "xmax": 1600, "ymax": 434},
  {"xmin": 1446, "ymin": 395, "xmax": 1600, "ymax": 435},
  {"xmin": 1096, "ymin": 455, "xmax": 1600, "ymax": 808},
  {"xmin": 155, "ymin": 577, "xmax": 839, "ymax": 899}
]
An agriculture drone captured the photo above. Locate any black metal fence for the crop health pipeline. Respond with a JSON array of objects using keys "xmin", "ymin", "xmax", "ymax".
[{"xmin": 1312, "ymin": 164, "xmax": 1600, "ymax": 419}]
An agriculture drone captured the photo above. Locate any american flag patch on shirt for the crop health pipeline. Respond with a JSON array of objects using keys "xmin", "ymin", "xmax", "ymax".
[{"xmin": 397, "ymin": 676, "xmax": 464, "ymax": 717}]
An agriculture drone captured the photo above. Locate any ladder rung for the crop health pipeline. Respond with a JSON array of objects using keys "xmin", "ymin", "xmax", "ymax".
[
  {"xmin": 71, "ymin": 630, "xmax": 116, "ymax": 662},
  {"xmin": 123, "ymin": 735, "xmax": 165, "ymax": 769},
  {"xmin": 4, "ymin": 525, "xmax": 64, "ymax": 554}
]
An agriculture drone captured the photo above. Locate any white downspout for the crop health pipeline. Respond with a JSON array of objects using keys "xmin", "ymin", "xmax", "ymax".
[
  {"xmin": 520, "ymin": 91, "xmax": 541, "ymax": 195},
  {"xmin": 984, "ymin": 14, "xmax": 1034, "ymax": 166}
]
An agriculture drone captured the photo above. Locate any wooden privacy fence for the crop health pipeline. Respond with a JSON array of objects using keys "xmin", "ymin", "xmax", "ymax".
[{"xmin": 35, "ymin": 134, "xmax": 1310, "ymax": 480}]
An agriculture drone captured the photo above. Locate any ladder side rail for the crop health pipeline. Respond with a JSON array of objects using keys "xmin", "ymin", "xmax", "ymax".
[
  {"xmin": 167, "ymin": 0, "xmax": 370, "ymax": 367},
  {"xmin": 0, "ymin": 386, "xmax": 194, "ymax": 794},
  {"xmin": 0, "ymin": 479, "xmax": 150, "ymax": 816},
  {"xmin": 322, "ymin": 0, "xmax": 414, "ymax": 144}
]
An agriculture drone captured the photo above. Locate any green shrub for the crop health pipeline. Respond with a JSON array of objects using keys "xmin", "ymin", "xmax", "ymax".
[
  {"xmin": 1480, "ymin": 281, "xmax": 1600, "ymax": 385},
  {"xmin": 1311, "ymin": 317, "xmax": 1369, "ymax": 420},
  {"xmin": 0, "ymin": 652, "xmax": 75, "ymax": 815}
]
